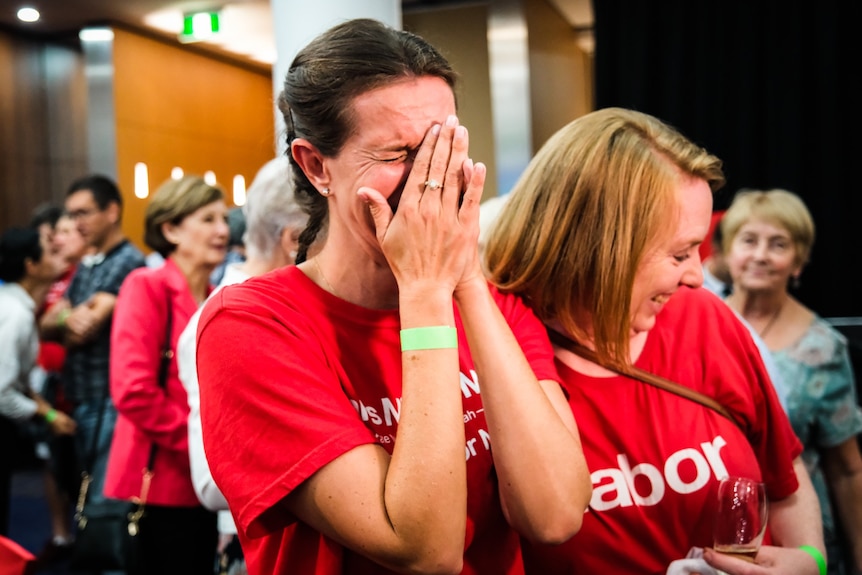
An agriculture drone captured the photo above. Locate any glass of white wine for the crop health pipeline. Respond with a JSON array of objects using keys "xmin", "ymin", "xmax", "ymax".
[{"xmin": 713, "ymin": 476, "xmax": 768, "ymax": 562}]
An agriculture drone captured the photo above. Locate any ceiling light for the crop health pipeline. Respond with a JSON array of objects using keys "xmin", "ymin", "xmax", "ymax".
[
  {"xmin": 17, "ymin": 7, "xmax": 40, "ymax": 23},
  {"xmin": 79, "ymin": 28, "xmax": 115, "ymax": 42},
  {"xmin": 179, "ymin": 11, "xmax": 221, "ymax": 43},
  {"xmin": 134, "ymin": 163, "xmax": 149, "ymax": 199},
  {"xmin": 233, "ymin": 175, "xmax": 246, "ymax": 206}
]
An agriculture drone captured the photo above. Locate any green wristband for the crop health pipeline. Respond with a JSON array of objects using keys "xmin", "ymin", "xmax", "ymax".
[
  {"xmin": 44, "ymin": 409, "xmax": 58, "ymax": 424},
  {"xmin": 56, "ymin": 308, "xmax": 71, "ymax": 328},
  {"xmin": 400, "ymin": 326, "xmax": 457, "ymax": 351},
  {"xmin": 799, "ymin": 545, "xmax": 827, "ymax": 575}
]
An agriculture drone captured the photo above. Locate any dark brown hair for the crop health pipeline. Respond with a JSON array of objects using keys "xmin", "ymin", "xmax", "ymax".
[{"xmin": 277, "ymin": 18, "xmax": 458, "ymax": 263}]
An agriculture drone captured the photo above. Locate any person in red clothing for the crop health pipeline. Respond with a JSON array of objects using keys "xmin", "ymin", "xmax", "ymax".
[
  {"xmin": 484, "ymin": 108, "xmax": 826, "ymax": 575},
  {"xmin": 105, "ymin": 176, "xmax": 228, "ymax": 575},
  {"xmin": 195, "ymin": 18, "xmax": 591, "ymax": 575}
]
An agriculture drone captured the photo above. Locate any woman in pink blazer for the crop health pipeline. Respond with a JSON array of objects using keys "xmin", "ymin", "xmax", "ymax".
[{"xmin": 105, "ymin": 175, "xmax": 229, "ymax": 575}]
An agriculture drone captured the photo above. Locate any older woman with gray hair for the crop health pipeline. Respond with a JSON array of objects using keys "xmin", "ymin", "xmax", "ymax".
[
  {"xmin": 177, "ymin": 157, "xmax": 307, "ymax": 575},
  {"xmin": 723, "ymin": 189, "xmax": 862, "ymax": 575},
  {"xmin": 104, "ymin": 175, "xmax": 229, "ymax": 575}
]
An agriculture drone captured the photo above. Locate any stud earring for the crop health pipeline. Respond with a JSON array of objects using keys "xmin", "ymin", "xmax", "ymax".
[
  {"xmin": 320, "ymin": 187, "xmax": 331, "ymax": 197},
  {"xmin": 792, "ymin": 275, "xmax": 801, "ymax": 289}
]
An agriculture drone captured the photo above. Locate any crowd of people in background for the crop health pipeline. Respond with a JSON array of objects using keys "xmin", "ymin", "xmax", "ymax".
[{"xmin": 1, "ymin": 16, "xmax": 860, "ymax": 575}]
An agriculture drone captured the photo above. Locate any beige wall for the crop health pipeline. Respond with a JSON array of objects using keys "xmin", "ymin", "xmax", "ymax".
[
  {"xmin": 112, "ymin": 28, "xmax": 275, "ymax": 250},
  {"xmin": 526, "ymin": 0, "xmax": 594, "ymax": 152},
  {"xmin": 403, "ymin": 5, "xmax": 498, "ymax": 200}
]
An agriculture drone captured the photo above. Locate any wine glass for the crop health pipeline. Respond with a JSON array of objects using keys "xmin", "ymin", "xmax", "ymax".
[{"xmin": 713, "ymin": 476, "xmax": 768, "ymax": 562}]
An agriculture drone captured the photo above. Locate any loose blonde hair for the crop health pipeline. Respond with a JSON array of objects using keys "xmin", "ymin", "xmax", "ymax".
[
  {"xmin": 145, "ymin": 176, "xmax": 224, "ymax": 257},
  {"xmin": 485, "ymin": 108, "xmax": 725, "ymax": 367},
  {"xmin": 721, "ymin": 188, "xmax": 815, "ymax": 267}
]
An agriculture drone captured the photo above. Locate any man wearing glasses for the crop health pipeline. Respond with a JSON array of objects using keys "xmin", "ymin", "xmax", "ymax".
[{"xmin": 40, "ymin": 174, "xmax": 145, "ymax": 510}]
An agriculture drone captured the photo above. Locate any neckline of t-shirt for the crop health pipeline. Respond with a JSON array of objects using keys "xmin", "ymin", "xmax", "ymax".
[{"xmin": 289, "ymin": 265, "xmax": 403, "ymax": 329}]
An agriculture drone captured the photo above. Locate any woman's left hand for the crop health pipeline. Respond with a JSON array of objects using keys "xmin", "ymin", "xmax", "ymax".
[
  {"xmin": 359, "ymin": 114, "xmax": 486, "ymax": 300},
  {"xmin": 703, "ymin": 545, "xmax": 822, "ymax": 575}
]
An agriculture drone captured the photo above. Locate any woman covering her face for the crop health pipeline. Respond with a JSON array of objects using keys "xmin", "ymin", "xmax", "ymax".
[
  {"xmin": 723, "ymin": 189, "xmax": 862, "ymax": 575},
  {"xmin": 485, "ymin": 108, "xmax": 826, "ymax": 575},
  {"xmin": 195, "ymin": 18, "xmax": 591, "ymax": 575}
]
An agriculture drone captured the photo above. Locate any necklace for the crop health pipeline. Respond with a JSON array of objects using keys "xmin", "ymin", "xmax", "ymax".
[
  {"xmin": 313, "ymin": 256, "xmax": 337, "ymax": 297},
  {"xmin": 758, "ymin": 299, "xmax": 785, "ymax": 338}
]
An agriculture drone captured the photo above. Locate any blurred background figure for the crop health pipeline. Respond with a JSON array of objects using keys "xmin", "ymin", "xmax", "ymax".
[
  {"xmin": 105, "ymin": 175, "xmax": 227, "ymax": 575},
  {"xmin": 701, "ymin": 210, "xmax": 732, "ymax": 297},
  {"xmin": 30, "ymin": 210, "xmax": 91, "ymax": 565},
  {"xmin": 39, "ymin": 174, "xmax": 146, "ymax": 520},
  {"xmin": 29, "ymin": 204, "xmax": 63, "ymax": 252},
  {"xmin": 179, "ymin": 156, "xmax": 306, "ymax": 575},
  {"xmin": 0, "ymin": 227, "xmax": 76, "ymax": 539},
  {"xmin": 723, "ymin": 189, "xmax": 862, "ymax": 575},
  {"xmin": 210, "ymin": 206, "xmax": 246, "ymax": 285}
]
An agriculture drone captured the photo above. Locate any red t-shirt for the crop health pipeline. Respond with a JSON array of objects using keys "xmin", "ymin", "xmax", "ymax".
[
  {"xmin": 522, "ymin": 287, "xmax": 802, "ymax": 575},
  {"xmin": 196, "ymin": 266, "xmax": 559, "ymax": 575}
]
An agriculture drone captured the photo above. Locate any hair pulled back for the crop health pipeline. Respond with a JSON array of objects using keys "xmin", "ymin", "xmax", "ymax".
[{"xmin": 277, "ymin": 18, "xmax": 457, "ymax": 263}]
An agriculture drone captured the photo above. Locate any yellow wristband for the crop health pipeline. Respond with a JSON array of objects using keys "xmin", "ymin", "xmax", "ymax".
[
  {"xmin": 400, "ymin": 326, "xmax": 457, "ymax": 351},
  {"xmin": 44, "ymin": 409, "xmax": 58, "ymax": 423},
  {"xmin": 799, "ymin": 546, "xmax": 827, "ymax": 575}
]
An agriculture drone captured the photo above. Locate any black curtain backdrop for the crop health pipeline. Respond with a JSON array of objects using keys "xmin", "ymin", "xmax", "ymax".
[{"xmin": 593, "ymin": 0, "xmax": 859, "ymax": 319}]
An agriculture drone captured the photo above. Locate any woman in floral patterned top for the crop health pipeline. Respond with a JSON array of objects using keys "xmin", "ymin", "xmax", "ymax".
[{"xmin": 723, "ymin": 188, "xmax": 862, "ymax": 575}]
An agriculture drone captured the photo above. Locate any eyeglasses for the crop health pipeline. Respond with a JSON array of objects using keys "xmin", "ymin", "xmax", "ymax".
[{"xmin": 66, "ymin": 207, "xmax": 100, "ymax": 220}]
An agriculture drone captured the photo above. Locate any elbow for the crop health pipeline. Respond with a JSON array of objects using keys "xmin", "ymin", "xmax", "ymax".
[
  {"xmin": 389, "ymin": 536, "xmax": 465, "ymax": 575},
  {"xmin": 401, "ymin": 554, "xmax": 463, "ymax": 575},
  {"xmin": 509, "ymin": 483, "xmax": 592, "ymax": 545},
  {"xmin": 528, "ymin": 510, "xmax": 584, "ymax": 545}
]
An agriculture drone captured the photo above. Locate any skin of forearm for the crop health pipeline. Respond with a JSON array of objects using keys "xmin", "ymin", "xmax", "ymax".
[
  {"xmin": 383, "ymin": 287, "xmax": 467, "ymax": 566},
  {"xmin": 455, "ymin": 280, "xmax": 590, "ymax": 543},
  {"xmin": 769, "ymin": 458, "xmax": 825, "ymax": 554}
]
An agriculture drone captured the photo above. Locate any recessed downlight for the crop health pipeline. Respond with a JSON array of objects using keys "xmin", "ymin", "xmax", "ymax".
[{"xmin": 17, "ymin": 7, "xmax": 40, "ymax": 23}]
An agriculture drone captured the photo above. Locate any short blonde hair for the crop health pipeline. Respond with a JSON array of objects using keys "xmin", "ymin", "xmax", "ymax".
[
  {"xmin": 145, "ymin": 176, "xmax": 224, "ymax": 257},
  {"xmin": 485, "ymin": 108, "xmax": 725, "ymax": 367},
  {"xmin": 721, "ymin": 188, "xmax": 815, "ymax": 267}
]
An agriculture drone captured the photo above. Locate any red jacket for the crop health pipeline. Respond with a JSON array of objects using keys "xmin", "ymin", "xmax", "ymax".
[{"xmin": 104, "ymin": 258, "xmax": 211, "ymax": 506}]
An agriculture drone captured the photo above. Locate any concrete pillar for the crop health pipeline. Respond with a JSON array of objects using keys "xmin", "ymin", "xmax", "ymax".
[
  {"xmin": 80, "ymin": 27, "xmax": 117, "ymax": 178},
  {"xmin": 487, "ymin": 0, "xmax": 532, "ymax": 196},
  {"xmin": 269, "ymin": 0, "xmax": 401, "ymax": 155}
]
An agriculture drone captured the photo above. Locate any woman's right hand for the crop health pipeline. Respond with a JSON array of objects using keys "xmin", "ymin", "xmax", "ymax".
[
  {"xmin": 359, "ymin": 114, "xmax": 486, "ymax": 300},
  {"xmin": 49, "ymin": 411, "xmax": 77, "ymax": 436}
]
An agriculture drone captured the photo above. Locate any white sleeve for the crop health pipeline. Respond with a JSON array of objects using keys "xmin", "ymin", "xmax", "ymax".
[
  {"xmin": 0, "ymin": 309, "xmax": 39, "ymax": 421},
  {"xmin": 178, "ymin": 306, "xmax": 230, "ymax": 511}
]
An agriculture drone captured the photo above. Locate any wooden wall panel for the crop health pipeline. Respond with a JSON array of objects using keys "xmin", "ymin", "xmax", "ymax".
[
  {"xmin": 0, "ymin": 32, "xmax": 86, "ymax": 232},
  {"xmin": 111, "ymin": 28, "xmax": 275, "ymax": 251}
]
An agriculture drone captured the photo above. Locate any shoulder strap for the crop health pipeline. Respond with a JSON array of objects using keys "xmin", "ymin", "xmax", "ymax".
[
  {"xmin": 145, "ymin": 294, "xmax": 173, "ymax": 470},
  {"xmin": 547, "ymin": 329, "xmax": 741, "ymax": 429}
]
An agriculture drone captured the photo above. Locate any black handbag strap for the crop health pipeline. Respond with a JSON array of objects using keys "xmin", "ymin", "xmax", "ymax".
[
  {"xmin": 547, "ymin": 328, "xmax": 742, "ymax": 430},
  {"xmin": 77, "ymin": 291, "xmax": 173, "ymax": 514},
  {"xmin": 146, "ymin": 295, "xmax": 173, "ymax": 470}
]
